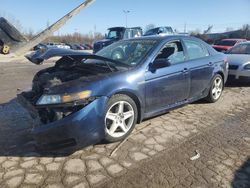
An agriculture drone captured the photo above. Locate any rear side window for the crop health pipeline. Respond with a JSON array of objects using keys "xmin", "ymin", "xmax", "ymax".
[
  {"xmin": 131, "ymin": 29, "xmax": 142, "ymax": 38},
  {"xmin": 184, "ymin": 40, "xmax": 209, "ymax": 60}
]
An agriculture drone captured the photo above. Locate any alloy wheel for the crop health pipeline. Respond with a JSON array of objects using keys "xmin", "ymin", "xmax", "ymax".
[
  {"xmin": 211, "ymin": 77, "xmax": 223, "ymax": 100},
  {"xmin": 105, "ymin": 101, "xmax": 135, "ymax": 138}
]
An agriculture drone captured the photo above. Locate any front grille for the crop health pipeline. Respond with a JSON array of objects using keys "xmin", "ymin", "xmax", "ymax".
[{"xmin": 229, "ymin": 65, "xmax": 239, "ymax": 70}]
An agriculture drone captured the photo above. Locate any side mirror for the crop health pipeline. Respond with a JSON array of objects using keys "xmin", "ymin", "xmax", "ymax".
[
  {"xmin": 157, "ymin": 29, "xmax": 164, "ymax": 34},
  {"xmin": 149, "ymin": 59, "xmax": 171, "ymax": 72}
]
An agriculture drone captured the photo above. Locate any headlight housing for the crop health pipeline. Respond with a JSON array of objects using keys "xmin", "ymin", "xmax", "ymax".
[
  {"xmin": 36, "ymin": 90, "xmax": 91, "ymax": 105},
  {"xmin": 244, "ymin": 63, "xmax": 250, "ymax": 70}
]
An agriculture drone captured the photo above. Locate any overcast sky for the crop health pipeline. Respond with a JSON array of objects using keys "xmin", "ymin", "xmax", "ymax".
[{"xmin": 1, "ymin": 0, "xmax": 250, "ymax": 35}]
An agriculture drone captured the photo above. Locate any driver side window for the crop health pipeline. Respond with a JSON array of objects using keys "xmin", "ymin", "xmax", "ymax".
[{"xmin": 155, "ymin": 41, "xmax": 185, "ymax": 65}]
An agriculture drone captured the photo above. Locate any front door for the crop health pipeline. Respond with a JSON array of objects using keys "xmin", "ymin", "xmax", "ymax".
[{"xmin": 145, "ymin": 40, "xmax": 190, "ymax": 113}]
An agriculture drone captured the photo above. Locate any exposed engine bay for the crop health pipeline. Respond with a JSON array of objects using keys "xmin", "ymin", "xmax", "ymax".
[{"xmin": 19, "ymin": 52, "xmax": 127, "ymax": 125}]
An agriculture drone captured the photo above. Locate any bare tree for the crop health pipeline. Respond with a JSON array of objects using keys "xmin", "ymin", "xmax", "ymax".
[
  {"xmin": 242, "ymin": 24, "xmax": 250, "ymax": 38},
  {"xmin": 203, "ymin": 25, "xmax": 213, "ymax": 34},
  {"xmin": 190, "ymin": 28, "xmax": 201, "ymax": 35}
]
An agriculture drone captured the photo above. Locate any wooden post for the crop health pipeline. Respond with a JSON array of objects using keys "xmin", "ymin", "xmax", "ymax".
[{"xmin": 13, "ymin": 0, "xmax": 95, "ymax": 56}]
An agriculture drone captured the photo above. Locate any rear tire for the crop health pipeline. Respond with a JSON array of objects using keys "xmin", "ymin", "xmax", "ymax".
[
  {"xmin": 104, "ymin": 94, "xmax": 138, "ymax": 143},
  {"xmin": 205, "ymin": 74, "xmax": 224, "ymax": 103}
]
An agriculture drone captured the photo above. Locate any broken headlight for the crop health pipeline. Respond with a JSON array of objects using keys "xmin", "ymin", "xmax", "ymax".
[{"xmin": 36, "ymin": 90, "xmax": 91, "ymax": 105}]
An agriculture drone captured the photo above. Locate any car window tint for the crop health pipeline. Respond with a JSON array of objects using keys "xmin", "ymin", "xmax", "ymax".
[
  {"xmin": 107, "ymin": 30, "xmax": 123, "ymax": 39},
  {"xmin": 131, "ymin": 29, "xmax": 142, "ymax": 38},
  {"xmin": 124, "ymin": 30, "xmax": 131, "ymax": 39},
  {"xmin": 155, "ymin": 41, "xmax": 185, "ymax": 65},
  {"xmin": 96, "ymin": 40, "xmax": 157, "ymax": 66},
  {"xmin": 184, "ymin": 40, "xmax": 209, "ymax": 60},
  {"xmin": 228, "ymin": 44, "xmax": 250, "ymax": 54}
]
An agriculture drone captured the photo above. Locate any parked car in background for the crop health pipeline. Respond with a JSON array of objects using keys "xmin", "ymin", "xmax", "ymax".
[
  {"xmin": 56, "ymin": 43, "xmax": 71, "ymax": 49},
  {"xmin": 226, "ymin": 42, "xmax": 250, "ymax": 81},
  {"xmin": 79, "ymin": 44, "xmax": 91, "ymax": 50},
  {"xmin": 46, "ymin": 43, "xmax": 71, "ymax": 50},
  {"xmin": 33, "ymin": 43, "xmax": 47, "ymax": 51},
  {"xmin": 93, "ymin": 27, "xmax": 143, "ymax": 53},
  {"xmin": 66, "ymin": 43, "xmax": 85, "ymax": 50},
  {"xmin": 144, "ymin": 26, "xmax": 174, "ymax": 36},
  {"xmin": 84, "ymin": 43, "xmax": 93, "ymax": 50},
  {"xmin": 20, "ymin": 35, "xmax": 228, "ymax": 150},
  {"xmin": 212, "ymin": 39, "xmax": 247, "ymax": 53}
]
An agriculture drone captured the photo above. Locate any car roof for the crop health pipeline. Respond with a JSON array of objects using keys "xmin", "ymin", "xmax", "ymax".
[
  {"xmin": 222, "ymin": 38, "xmax": 247, "ymax": 41},
  {"xmin": 128, "ymin": 35, "xmax": 200, "ymax": 41},
  {"xmin": 108, "ymin": 27, "xmax": 142, "ymax": 30},
  {"xmin": 108, "ymin": 27, "xmax": 125, "ymax": 30}
]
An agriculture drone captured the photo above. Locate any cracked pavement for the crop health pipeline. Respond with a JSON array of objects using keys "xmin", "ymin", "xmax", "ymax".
[{"xmin": 0, "ymin": 59, "xmax": 249, "ymax": 188}]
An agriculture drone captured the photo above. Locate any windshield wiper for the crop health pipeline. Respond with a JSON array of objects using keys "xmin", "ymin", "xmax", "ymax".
[
  {"xmin": 84, "ymin": 54, "xmax": 130, "ymax": 68},
  {"xmin": 77, "ymin": 54, "xmax": 130, "ymax": 72},
  {"xmin": 98, "ymin": 61, "xmax": 118, "ymax": 72}
]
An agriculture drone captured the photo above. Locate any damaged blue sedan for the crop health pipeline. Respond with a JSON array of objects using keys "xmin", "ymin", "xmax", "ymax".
[{"xmin": 19, "ymin": 35, "xmax": 228, "ymax": 150}]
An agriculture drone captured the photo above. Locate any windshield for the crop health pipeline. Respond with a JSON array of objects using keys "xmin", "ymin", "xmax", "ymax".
[
  {"xmin": 95, "ymin": 39, "xmax": 157, "ymax": 67},
  {"xmin": 215, "ymin": 40, "xmax": 237, "ymax": 46},
  {"xmin": 106, "ymin": 30, "xmax": 124, "ymax": 39},
  {"xmin": 227, "ymin": 43, "xmax": 250, "ymax": 54}
]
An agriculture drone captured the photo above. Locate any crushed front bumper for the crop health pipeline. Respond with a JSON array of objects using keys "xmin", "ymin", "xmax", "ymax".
[{"xmin": 17, "ymin": 94, "xmax": 108, "ymax": 150}]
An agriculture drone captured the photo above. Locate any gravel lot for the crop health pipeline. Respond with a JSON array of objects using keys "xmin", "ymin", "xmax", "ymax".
[{"xmin": 0, "ymin": 57, "xmax": 249, "ymax": 188}]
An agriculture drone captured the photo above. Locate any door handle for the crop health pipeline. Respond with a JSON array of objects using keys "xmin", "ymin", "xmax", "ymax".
[
  {"xmin": 182, "ymin": 68, "xmax": 188, "ymax": 73},
  {"xmin": 208, "ymin": 62, "xmax": 213, "ymax": 66}
]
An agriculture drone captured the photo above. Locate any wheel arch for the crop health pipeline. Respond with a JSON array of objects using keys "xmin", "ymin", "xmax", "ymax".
[
  {"xmin": 112, "ymin": 91, "xmax": 143, "ymax": 124},
  {"xmin": 216, "ymin": 71, "xmax": 225, "ymax": 83},
  {"xmin": 215, "ymin": 71, "xmax": 225, "ymax": 90}
]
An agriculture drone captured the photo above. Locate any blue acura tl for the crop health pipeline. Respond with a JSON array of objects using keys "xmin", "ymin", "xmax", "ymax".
[{"xmin": 19, "ymin": 35, "xmax": 228, "ymax": 150}]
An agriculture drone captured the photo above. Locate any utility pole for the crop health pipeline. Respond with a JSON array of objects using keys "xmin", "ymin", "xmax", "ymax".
[
  {"xmin": 184, "ymin": 22, "xmax": 187, "ymax": 33},
  {"xmin": 123, "ymin": 10, "xmax": 130, "ymax": 28}
]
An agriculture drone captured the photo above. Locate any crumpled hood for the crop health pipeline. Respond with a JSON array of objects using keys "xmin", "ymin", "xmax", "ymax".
[
  {"xmin": 26, "ymin": 47, "xmax": 91, "ymax": 65},
  {"xmin": 44, "ymin": 74, "xmax": 109, "ymax": 95},
  {"xmin": 26, "ymin": 47, "xmax": 130, "ymax": 97},
  {"xmin": 226, "ymin": 54, "xmax": 250, "ymax": 65}
]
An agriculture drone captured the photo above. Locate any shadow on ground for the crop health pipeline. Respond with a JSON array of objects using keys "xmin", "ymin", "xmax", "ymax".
[
  {"xmin": 232, "ymin": 158, "xmax": 250, "ymax": 188},
  {"xmin": 192, "ymin": 80, "xmax": 250, "ymax": 105},
  {"xmin": 0, "ymin": 80, "xmax": 249, "ymax": 158},
  {"xmin": 225, "ymin": 79, "xmax": 250, "ymax": 88}
]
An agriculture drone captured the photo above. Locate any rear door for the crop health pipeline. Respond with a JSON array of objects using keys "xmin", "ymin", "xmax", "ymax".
[{"xmin": 182, "ymin": 39, "xmax": 214, "ymax": 99}]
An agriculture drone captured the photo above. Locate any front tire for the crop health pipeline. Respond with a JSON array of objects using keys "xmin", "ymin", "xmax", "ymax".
[
  {"xmin": 206, "ymin": 74, "xmax": 224, "ymax": 103},
  {"xmin": 104, "ymin": 94, "xmax": 138, "ymax": 143}
]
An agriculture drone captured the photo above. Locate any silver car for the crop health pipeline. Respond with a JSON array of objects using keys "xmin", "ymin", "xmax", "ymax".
[{"xmin": 226, "ymin": 42, "xmax": 250, "ymax": 80}]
